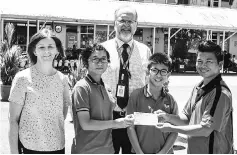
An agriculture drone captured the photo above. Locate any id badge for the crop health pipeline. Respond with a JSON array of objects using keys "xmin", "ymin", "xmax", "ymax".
[{"xmin": 116, "ymin": 85, "xmax": 125, "ymax": 97}]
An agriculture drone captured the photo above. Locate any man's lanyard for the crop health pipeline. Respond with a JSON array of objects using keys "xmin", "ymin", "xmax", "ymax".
[{"xmin": 116, "ymin": 41, "xmax": 134, "ymax": 70}]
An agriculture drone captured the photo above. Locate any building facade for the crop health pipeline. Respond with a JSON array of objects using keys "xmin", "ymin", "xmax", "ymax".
[{"xmin": 1, "ymin": 0, "xmax": 237, "ymax": 58}]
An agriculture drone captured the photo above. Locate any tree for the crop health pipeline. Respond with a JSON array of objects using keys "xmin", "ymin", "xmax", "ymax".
[{"xmin": 171, "ymin": 29, "xmax": 206, "ymax": 59}]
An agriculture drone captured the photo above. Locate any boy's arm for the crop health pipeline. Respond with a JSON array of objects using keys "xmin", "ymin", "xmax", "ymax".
[
  {"xmin": 157, "ymin": 132, "xmax": 178, "ymax": 154},
  {"xmin": 169, "ymin": 113, "xmax": 189, "ymax": 126},
  {"xmin": 127, "ymin": 126, "xmax": 144, "ymax": 154},
  {"xmin": 156, "ymin": 109, "xmax": 189, "ymax": 126},
  {"xmin": 78, "ymin": 111, "xmax": 134, "ymax": 130},
  {"xmin": 156, "ymin": 123, "xmax": 213, "ymax": 137}
]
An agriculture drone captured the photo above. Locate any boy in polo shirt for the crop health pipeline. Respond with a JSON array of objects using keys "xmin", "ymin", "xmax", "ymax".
[
  {"xmin": 156, "ymin": 40, "xmax": 234, "ymax": 154},
  {"xmin": 127, "ymin": 52, "xmax": 178, "ymax": 154},
  {"xmin": 71, "ymin": 44, "xmax": 134, "ymax": 154}
]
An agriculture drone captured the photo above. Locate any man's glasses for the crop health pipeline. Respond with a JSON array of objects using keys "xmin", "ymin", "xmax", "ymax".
[
  {"xmin": 116, "ymin": 20, "xmax": 137, "ymax": 25},
  {"xmin": 150, "ymin": 68, "xmax": 169, "ymax": 76},
  {"xmin": 89, "ymin": 57, "xmax": 108, "ymax": 64}
]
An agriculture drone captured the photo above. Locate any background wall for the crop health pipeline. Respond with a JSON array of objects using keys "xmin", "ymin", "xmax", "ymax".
[
  {"xmin": 155, "ymin": 28, "xmax": 165, "ymax": 53},
  {"xmin": 55, "ymin": 24, "xmax": 67, "ymax": 49}
]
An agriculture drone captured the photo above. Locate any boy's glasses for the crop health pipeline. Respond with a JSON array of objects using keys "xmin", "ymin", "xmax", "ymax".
[
  {"xmin": 89, "ymin": 58, "xmax": 108, "ymax": 64},
  {"xmin": 150, "ymin": 68, "xmax": 169, "ymax": 76}
]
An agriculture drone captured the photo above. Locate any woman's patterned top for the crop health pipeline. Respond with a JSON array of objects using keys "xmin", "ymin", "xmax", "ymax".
[{"xmin": 9, "ymin": 65, "xmax": 71, "ymax": 151}]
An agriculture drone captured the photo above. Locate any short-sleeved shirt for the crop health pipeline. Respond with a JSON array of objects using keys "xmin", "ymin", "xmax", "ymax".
[
  {"xmin": 8, "ymin": 65, "xmax": 71, "ymax": 151},
  {"xmin": 127, "ymin": 85, "xmax": 179, "ymax": 154},
  {"xmin": 182, "ymin": 74, "xmax": 233, "ymax": 154},
  {"xmin": 71, "ymin": 74, "xmax": 116, "ymax": 154}
]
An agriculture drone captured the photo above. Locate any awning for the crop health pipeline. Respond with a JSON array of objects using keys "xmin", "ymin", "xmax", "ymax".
[{"xmin": 1, "ymin": 0, "xmax": 237, "ymax": 31}]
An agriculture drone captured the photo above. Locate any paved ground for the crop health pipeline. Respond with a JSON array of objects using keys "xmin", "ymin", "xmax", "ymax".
[{"xmin": 1, "ymin": 74, "xmax": 236, "ymax": 154}]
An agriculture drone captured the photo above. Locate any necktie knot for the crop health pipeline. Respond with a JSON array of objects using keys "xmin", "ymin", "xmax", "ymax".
[{"xmin": 122, "ymin": 43, "xmax": 129, "ymax": 49}]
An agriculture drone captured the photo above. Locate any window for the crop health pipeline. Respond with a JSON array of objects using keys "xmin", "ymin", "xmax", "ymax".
[
  {"xmin": 134, "ymin": 28, "xmax": 143, "ymax": 42},
  {"xmin": 177, "ymin": 0, "xmax": 189, "ymax": 4},
  {"xmin": 213, "ymin": 0, "xmax": 219, "ymax": 6},
  {"xmin": 221, "ymin": 0, "xmax": 230, "ymax": 7},
  {"xmin": 208, "ymin": 0, "xmax": 221, "ymax": 7},
  {"xmin": 5, "ymin": 21, "xmax": 37, "ymax": 52},
  {"xmin": 80, "ymin": 25, "xmax": 94, "ymax": 48},
  {"xmin": 212, "ymin": 33, "xmax": 217, "ymax": 44},
  {"xmin": 95, "ymin": 25, "xmax": 108, "ymax": 43}
]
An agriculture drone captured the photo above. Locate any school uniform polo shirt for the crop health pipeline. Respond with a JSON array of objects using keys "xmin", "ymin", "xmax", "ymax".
[
  {"xmin": 127, "ymin": 85, "xmax": 178, "ymax": 154},
  {"xmin": 71, "ymin": 74, "xmax": 115, "ymax": 154},
  {"xmin": 182, "ymin": 74, "xmax": 233, "ymax": 154}
]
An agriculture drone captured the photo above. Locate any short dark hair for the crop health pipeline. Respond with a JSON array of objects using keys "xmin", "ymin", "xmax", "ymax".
[
  {"xmin": 147, "ymin": 52, "xmax": 172, "ymax": 71},
  {"xmin": 197, "ymin": 40, "xmax": 223, "ymax": 63},
  {"xmin": 27, "ymin": 28, "xmax": 65, "ymax": 65},
  {"xmin": 80, "ymin": 43, "xmax": 110, "ymax": 69}
]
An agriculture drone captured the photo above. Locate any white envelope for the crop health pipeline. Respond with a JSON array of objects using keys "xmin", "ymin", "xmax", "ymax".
[{"xmin": 134, "ymin": 112, "xmax": 159, "ymax": 126}]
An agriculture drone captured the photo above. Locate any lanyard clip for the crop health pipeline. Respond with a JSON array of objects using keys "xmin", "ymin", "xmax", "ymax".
[{"xmin": 121, "ymin": 74, "xmax": 124, "ymax": 81}]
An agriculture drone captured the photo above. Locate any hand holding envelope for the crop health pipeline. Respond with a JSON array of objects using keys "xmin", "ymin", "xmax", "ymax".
[
  {"xmin": 114, "ymin": 114, "xmax": 135, "ymax": 128},
  {"xmin": 154, "ymin": 109, "xmax": 170, "ymax": 122}
]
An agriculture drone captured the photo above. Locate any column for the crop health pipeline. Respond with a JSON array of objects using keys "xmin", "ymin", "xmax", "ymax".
[
  {"xmin": 37, "ymin": 20, "xmax": 40, "ymax": 32},
  {"xmin": 153, "ymin": 27, "xmax": 156, "ymax": 54},
  {"xmin": 77, "ymin": 25, "xmax": 80, "ymax": 48},
  {"xmin": 26, "ymin": 20, "xmax": 30, "ymax": 51},
  {"xmin": 107, "ymin": 25, "xmax": 110, "ymax": 40},
  {"xmin": 221, "ymin": 31, "xmax": 225, "ymax": 73},
  {"xmin": 0, "ymin": 18, "xmax": 4, "ymax": 42},
  {"xmin": 168, "ymin": 27, "xmax": 171, "ymax": 56},
  {"xmin": 93, "ymin": 24, "xmax": 96, "ymax": 42}
]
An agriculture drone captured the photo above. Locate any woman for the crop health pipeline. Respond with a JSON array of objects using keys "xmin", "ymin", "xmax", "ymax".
[
  {"xmin": 71, "ymin": 43, "xmax": 134, "ymax": 154},
  {"xmin": 8, "ymin": 28, "xmax": 71, "ymax": 154}
]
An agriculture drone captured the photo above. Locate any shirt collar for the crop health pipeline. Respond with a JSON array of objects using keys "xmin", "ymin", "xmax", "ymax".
[
  {"xmin": 143, "ymin": 84, "xmax": 166, "ymax": 98},
  {"xmin": 115, "ymin": 37, "xmax": 133, "ymax": 49},
  {"xmin": 86, "ymin": 74, "xmax": 104, "ymax": 86},
  {"xmin": 196, "ymin": 74, "xmax": 222, "ymax": 91}
]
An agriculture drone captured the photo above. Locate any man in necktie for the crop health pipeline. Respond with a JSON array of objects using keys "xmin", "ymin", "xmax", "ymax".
[{"xmin": 102, "ymin": 5, "xmax": 151, "ymax": 154}]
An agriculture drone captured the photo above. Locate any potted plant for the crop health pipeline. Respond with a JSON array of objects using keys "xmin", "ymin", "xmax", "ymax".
[{"xmin": 0, "ymin": 23, "xmax": 22, "ymax": 101}]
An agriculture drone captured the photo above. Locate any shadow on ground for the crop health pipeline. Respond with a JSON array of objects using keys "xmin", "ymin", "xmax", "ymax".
[
  {"xmin": 173, "ymin": 145, "xmax": 186, "ymax": 151},
  {"xmin": 173, "ymin": 135, "xmax": 187, "ymax": 151}
]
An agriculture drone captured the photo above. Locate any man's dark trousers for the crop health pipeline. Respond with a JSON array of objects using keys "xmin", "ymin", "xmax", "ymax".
[{"xmin": 112, "ymin": 110, "xmax": 132, "ymax": 154}]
